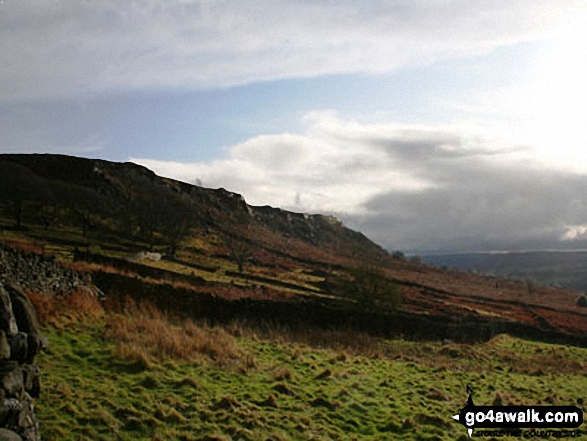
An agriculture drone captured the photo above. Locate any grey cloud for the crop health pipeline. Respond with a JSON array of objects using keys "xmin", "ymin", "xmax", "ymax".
[
  {"xmin": 366, "ymin": 131, "xmax": 531, "ymax": 167},
  {"xmin": 349, "ymin": 160, "xmax": 587, "ymax": 252}
]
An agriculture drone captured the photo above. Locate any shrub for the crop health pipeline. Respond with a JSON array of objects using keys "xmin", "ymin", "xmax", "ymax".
[
  {"xmin": 391, "ymin": 250, "xmax": 405, "ymax": 261},
  {"xmin": 27, "ymin": 287, "xmax": 104, "ymax": 326},
  {"xmin": 577, "ymin": 294, "xmax": 587, "ymax": 308},
  {"xmin": 337, "ymin": 266, "xmax": 401, "ymax": 311},
  {"xmin": 104, "ymin": 298, "xmax": 252, "ymax": 369}
]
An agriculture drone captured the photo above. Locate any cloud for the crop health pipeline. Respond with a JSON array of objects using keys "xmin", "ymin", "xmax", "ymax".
[
  {"xmin": 131, "ymin": 111, "xmax": 587, "ymax": 252},
  {"xmin": 1, "ymin": 0, "xmax": 583, "ymax": 100},
  {"xmin": 562, "ymin": 225, "xmax": 587, "ymax": 241}
]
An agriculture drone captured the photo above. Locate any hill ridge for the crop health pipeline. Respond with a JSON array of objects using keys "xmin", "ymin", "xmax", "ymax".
[
  {"xmin": 0, "ymin": 153, "xmax": 387, "ymax": 263},
  {"xmin": 1, "ymin": 153, "xmax": 587, "ymax": 347}
]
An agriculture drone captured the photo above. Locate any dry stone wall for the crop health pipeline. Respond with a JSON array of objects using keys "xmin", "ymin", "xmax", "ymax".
[
  {"xmin": 0, "ymin": 244, "xmax": 84, "ymax": 296},
  {"xmin": 0, "ymin": 282, "xmax": 43, "ymax": 441},
  {"xmin": 0, "ymin": 243, "xmax": 101, "ymax": 440}
]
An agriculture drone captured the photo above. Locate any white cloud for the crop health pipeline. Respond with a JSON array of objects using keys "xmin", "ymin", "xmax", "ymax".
[
  {"xmin": 1, "ymin": 0, "xmax": 583, "ymax": 100},
  {"xmin": 129, "ymin": 111, "xmax": 587, "ymax": 253},
  {"xmin": 132, "ymin": 112, "xmax": 458, "ymax": 214},
  {"xmin": 562, "ymin": 225, "xmax": 587, "ymax": 241}
]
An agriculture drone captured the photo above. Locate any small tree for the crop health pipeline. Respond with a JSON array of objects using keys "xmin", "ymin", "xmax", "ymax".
[
  {"xmin": 223, "ymin": 234, "xmax": 252, "ymax": 273},
  {"xmin": 157, "ymin": 194, "xmax": 193, "ymax": 260},
  {"xmin": 219, "ymin": 207, "xmax": 254, "ymax": 273},
  {"xmin": 338, "ymin": 266, "xmax": 401, "ymax": 311},
  {"xmin": 577, "ymin": 294, "xmax": 587, "ymax": 308}
]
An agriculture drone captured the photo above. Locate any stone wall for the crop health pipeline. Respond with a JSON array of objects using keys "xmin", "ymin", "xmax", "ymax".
[
  {"xmin": 0, "ymin": 244, "xmax": 84, "ymax": 296},
  {"xmin": 0, "ymin": 243, "xmax": 100, "ymax": 441},
  {"xmin": 0, "ymin": 282, "xmax": 44, "ymax": 441}
]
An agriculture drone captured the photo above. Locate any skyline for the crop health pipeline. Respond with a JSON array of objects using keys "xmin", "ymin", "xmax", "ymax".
[{"xmin": 2, "ymin": 1, "xmax": 587, "ymax": 252}]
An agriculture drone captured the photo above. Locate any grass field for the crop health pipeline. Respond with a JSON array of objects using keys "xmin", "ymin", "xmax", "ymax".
[{"xmin": 35, "ymin": 300, "xmax": 587, "ymax": 441}]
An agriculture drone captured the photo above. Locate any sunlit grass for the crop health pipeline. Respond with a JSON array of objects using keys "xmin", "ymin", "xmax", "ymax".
[{"xmin": 36, "ymin": 297, "xmax": 587, "ymax": 441}]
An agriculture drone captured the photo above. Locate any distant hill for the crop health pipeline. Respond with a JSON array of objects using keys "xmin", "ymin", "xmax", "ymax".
[
  {"xmin": 0, "ymin": 153, "xmax": 386, "ymax": 264},
  {"xmin": 1, "ymin": 153, "xmax": 587, "ymax": 346},
  {"xmin": 422, "ymin": 251, "xmax": 587, "ymax": 291}
]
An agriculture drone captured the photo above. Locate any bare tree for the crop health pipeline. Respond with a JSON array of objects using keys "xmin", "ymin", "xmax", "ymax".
[
  {"xmin": 223, "ymin": 231, "xmax": 252, "ymax": 273},
  {"xmin": 219, "ymin": 209, "xmax": 254, "ymax": 273}
]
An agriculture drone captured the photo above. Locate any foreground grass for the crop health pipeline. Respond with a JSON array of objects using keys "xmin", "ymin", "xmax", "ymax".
[{"xmin": 36, "ymin": 310, "xmax": 587, "ymax": 441}]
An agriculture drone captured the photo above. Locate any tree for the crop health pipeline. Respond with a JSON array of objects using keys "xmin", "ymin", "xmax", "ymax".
[
  {"xmin": 337, "ymin": 266, "xmax": 401, "ymax": 311},
  {"xmin": 218, "ymin": 203, "xmax": 254, "ymax": 273},
  {"xmin": 158, "ymin": 190, "xmax": 196, "ymax": 259},
  {"xmin": 132, "ymin": 186, "xmax": 195, "ymax": 259},
  {"xmin": 32, "ymin": 188, "xmax": 59, "ymax": 232},
  {"xmin": 223, "ymin": 231, "xmax": 252, "ymax": 273},
  {"xmin": 60, "ymin": 184, "xmax": 106, "ymax": 237}
]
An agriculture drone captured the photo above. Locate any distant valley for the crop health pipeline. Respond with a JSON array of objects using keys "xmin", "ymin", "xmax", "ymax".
[{"xmin": 422, "ymin": 251, "xmax": 587, "ymax": 291}]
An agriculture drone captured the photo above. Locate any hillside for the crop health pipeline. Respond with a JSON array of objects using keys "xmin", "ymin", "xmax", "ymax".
[
  {"xmin": 1, "ymin": 153, "xmax": 587, "ymax": 346},
  {"xmin": 2, "ymin": 239, "xmax": 587, "ymax": 440}
]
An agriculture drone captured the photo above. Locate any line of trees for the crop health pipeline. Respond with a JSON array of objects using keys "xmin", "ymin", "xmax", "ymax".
[
  {"xmin": 0, "ymin": 161, "xmax": 110, "ymax": 235},
  {"xmin": 0, "ymin": 160, "xmax": 202, "ymax": 259}
]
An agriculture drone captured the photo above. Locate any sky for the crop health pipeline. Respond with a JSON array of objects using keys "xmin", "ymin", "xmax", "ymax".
[{"xmin": 2, "ymin": 0, "xmax": 587, "ymax": 253}]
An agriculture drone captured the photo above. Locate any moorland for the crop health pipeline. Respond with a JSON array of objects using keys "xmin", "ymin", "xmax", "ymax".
[{"xmin": 0, "ymin": 153, "xmax": 586, "ymax": 440}]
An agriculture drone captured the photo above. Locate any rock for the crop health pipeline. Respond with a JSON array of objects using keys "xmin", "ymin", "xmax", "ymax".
[
  {"xmin": 0, "ymin": 360, "xmax": 39, "ymax": 441},
  {"xmin": 0, "ymin": 333, "xmax": 10, "ymax": 360},
  {"xmin": 0, "ymin": 245, "xmax": 64, "ymax": 441},
  {"xmin": 5, "ymin": 287, "xmax": 40, "ymax": 337},
  {"xmin": 17, "ymin": 396, "xmax": 39, "ymax": 441},
  {"xmin": 21, "ymin": 366, "xmax": 39, "ymax": 400},
  {"xmin": 0, "ymin": 288, "xmax": 17, "ymax": 337},
  {"xmin": 133, "ymin": 251, "xmax": 162, "ymax": 262},
  {"xmin": 0, "ymin": 362, "xmax": 23, "ymax": 398},
  {"xmin": 3, "ymin": 398, "xmax": 23, "ymax": 415},
  {"xmin": 7, "ymin": 335, "xmax": 27, "ymax": 366},
  {"xmin": 0, "ymin": 428, "xmax": 22, "ymax": 441}
]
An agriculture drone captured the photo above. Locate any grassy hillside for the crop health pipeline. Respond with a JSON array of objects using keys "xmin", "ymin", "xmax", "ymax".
[
  {"xmin": 2, "ymin": 154, "xmax": 586, "ymax": 439},
  {"xmin": 36, "ymin": 296, "xmax": 587, "ymax": 440},
  {"xmin": 2, "ymin": 153, "xmax": 587, "ymax": 346}
]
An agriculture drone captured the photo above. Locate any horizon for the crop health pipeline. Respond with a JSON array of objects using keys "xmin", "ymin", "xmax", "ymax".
[{"xmin": 2, "ymin": 1, "xmax": 587, "ymax": 253}]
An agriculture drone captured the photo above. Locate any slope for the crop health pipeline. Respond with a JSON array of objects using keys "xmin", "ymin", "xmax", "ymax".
[{"xmin": 1, "ymin": 153, "xmax": 586, "ymax": 345}]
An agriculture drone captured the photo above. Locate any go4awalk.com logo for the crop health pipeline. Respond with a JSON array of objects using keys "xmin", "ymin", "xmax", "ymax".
[{"xmin": 452, "ymin": 386, "xmax": 583, "ymax": 438}]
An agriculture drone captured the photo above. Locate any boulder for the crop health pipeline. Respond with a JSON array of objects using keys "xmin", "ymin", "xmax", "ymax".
[
  {"xmin": 7, "ymin": 335, "xmax": 27, "ymax": 366},
  {"xmin": 5, "ymin": 287, "xmax": 40, "ymax": 337},
  {"xmin": 0, "ymin": 362, "xmax": 23, "ymax": 399},
  {"xmin": 0, "ymin": 288, "xmax": 17, "ymax": 337},
  {"xmin": 0, "ymin": 428, "xmax": 22, "ymax": 441}
]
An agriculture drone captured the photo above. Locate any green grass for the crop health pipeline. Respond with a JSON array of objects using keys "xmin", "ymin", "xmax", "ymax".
[{"xmin": 36, "ymin": 315, "xmax": 587, "ymax": 441}]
